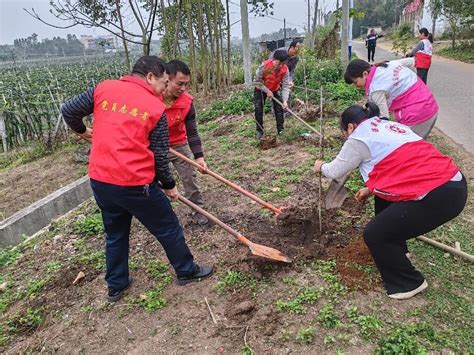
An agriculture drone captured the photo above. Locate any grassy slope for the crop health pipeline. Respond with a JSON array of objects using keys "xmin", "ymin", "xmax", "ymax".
[{"xmin": 0, "ymin": 108, "xmax": 472, "ymax": 353}]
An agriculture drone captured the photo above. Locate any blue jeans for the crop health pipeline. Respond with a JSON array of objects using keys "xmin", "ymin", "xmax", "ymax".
[{"xmin": 90, "ymin": 179, "xmax": 196, "ymax": 290}]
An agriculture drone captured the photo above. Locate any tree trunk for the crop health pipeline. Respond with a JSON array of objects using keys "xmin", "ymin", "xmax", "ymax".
[
  {"xmin": 431, "ymin": 14, "xmax": 437, "ymax": 38},
  {"xmin": 115, "ymin": 0, "xmax": 131, "ymax": 71},
  {"xmin": 160, "ymin": 0, "xmax": 170, "ymax": 57},
  {"xmin": 213, "ymin": 0, "xmax": 221, "ymax": 88},
  {"xmin": 171, "ymin": 0, "xmax": 183, "ymax": 57},
  {"xmin": 204, "ymin": 0, "xmax": 215, "ymax": 90},
  {"xmin": 186, "ymin": 0, "xmax": 197, "ymax": 92},
  {"xmin": 312, "ymin": 0, "xmax": 319, "ymax": 47},
  {"xmin": 196, "ymin": 0, "xmax": 209, "ymax": 95},
  {"xmin": 240, "ymin": 0, "xmax": 251, "ymax": 85},
  {"xmin": 225, "ymin": 0, "xmax": 231, "ymax": 86}
]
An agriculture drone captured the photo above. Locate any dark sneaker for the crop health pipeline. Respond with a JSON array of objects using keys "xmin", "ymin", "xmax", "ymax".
[
  {"xmin": 256, "ymin": 131, "xmax": 263, "ymax": 140},
  {"xmin": 176, "ymin": 265, "xmax": 213, "ymax": 286},
  {"xmin": 192, "ymin": 211, "xmax": 209, "ymax": 225},
  {"xmin": 107, "ymin": 277, "xmax": 133, "ymax": 303}
]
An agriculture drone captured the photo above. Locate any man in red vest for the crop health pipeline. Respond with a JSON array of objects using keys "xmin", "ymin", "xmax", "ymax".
[
  {"xmin": 254, "ymin": 49, "xmax": 290, "ymax": 139},
  {"xmin": 162, "ymin": 60, "xmax": 208, "ymax": 225},
  {"xmin": 61, "ymin": 56, "xmax": 213, "ymax": 303}
]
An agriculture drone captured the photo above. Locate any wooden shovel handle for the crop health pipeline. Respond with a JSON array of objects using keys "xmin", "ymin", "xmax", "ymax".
[
  {"xmin": 177, "ymin": 194, "xmax": 248, "ymax": 244},
  {"xmin": 170, "ymin": 148, "xmax": 282, "ymax": 215},
  {"xmin": 271, "ymin": 97, "xmax": 322, "ymax": 137}
]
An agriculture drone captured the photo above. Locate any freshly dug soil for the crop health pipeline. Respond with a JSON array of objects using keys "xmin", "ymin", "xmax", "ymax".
[
  {"xmin": 326, "ymin": 235, "xmax": 382, "ymax": 291},
  {"xmin": 259, "ymin": 135, "xmax": 277, "ymax": 150}
]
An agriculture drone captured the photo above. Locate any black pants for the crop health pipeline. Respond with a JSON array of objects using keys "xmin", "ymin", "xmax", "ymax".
[
  {"xmin": 367, "ymin": 46, "xmax": 375, "ymax": 62},
  {"xmin": 364, "ymin": 176, "xmax": 467, "ymax": 294},
  {"xmin": 254, "ymin": 88, "xmax": 284, "ymax": 134},
  {"xmin": 90, "ymin": 179, "xmax": 196, "ymax": 291},
  {"xmin": 417, "ymin": 68, "xmax": 429, "ymax": 84}
]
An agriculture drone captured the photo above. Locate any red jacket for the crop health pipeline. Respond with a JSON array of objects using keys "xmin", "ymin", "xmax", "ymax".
[
  {"xmin": 164, "ymin": 92, "xmax": 194, "ymax": 146},
  {"xmin": 261, "ymin": 59, "xmax": 288, "ymax": 92},
  {"xmin": 89, "ymin": 75, "xmax": 166, "ymax": 186}
]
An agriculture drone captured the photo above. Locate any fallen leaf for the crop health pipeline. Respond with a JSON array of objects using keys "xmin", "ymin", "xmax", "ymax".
[{"xmin": 73, "ymin": 271, "xmax": 86, "ymax": 285}]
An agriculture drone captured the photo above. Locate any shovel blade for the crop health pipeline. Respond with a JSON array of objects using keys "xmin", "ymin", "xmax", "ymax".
[
  {"xmin": 248, "ymin": 242, "xmax": 292, "ymax": 263},
  {"xmin": 324, "ymin": 179, "xmax": 349, "ymax": 209}
]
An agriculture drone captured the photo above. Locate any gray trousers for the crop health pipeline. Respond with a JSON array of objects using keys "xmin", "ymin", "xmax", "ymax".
[
  {"xmin": 169, "ymin": 143, "xmax": 204, "ymax": 207},
  {"xmin": 409, "ymin": 113, "xmax": 437, "ymax": 138}
]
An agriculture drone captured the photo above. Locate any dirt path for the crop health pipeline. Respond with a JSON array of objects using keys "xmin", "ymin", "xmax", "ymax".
[
  {"xmin": 352, "ymin": 40, "xmax": 474, "ymax": 155},
  {"xmin": 0, "ymin": 145, "xmax": 87, "ymax": 220}
]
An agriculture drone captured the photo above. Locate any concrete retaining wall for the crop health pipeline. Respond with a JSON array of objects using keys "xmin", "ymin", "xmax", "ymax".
[{"xmin": 0, "ymin": 176, "xmax": 93, "ymax": 248}]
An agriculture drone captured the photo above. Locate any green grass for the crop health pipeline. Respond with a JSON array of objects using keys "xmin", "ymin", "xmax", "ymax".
[
  {"xmin": 295, "ymin": 326, "xmax": 315, "ymax": 344},
  {"xmin": 437, "ymin": 43, "xmax": 474, "ymax": 63},
  {"xmin": 74, "ymin": 212, "xmax": 104, "ymax": 237},
  {"xmin": 276, "ymin": 286, "xmax": 323, "ymax": 315},
  {"xmin": 214, "ymin": 271, "xmax": 257, "ymax": 295}
]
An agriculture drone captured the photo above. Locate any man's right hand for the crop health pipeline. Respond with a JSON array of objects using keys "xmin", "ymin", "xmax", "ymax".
[
  {"xmin": 77, "ymin": 127, "xmax": 93, "ymax": 143},
  {"xmin": 164, "ymin": 187, "xmax": 179, "ymax": 201},
  {"xmin": 266, "ymin": 91, "xmax": 274, "ymax": 98}
]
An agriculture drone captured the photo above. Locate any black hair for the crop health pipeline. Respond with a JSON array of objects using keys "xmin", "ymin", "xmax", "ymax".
[
  {"xmin": 132, "ymin": 55, "xmax": 167, "ymax": 77},
  {"xmin": 289, "ymin": 39, "xmax": 303, "ymax": 48},
  {"xmin": 419, "ymin": 28, "xmax": 433, "ymax": 43},
  {"xmin": 344, "ymin": 59, "xmax": 389, "ymax": 84},
  {"xmin": 167, "ymin": 59, "xmax": 191, "ymax": 79},
  {"xmin": 272, "ymin": 49, "xmax": 289, "ymax": 62},
  {"xmin": 340, "ymin": 102, "xmax": 380, "ymax": 131}
]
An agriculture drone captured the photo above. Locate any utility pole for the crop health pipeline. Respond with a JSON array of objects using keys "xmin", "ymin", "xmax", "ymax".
[
  {"xmin": 283, "ymin": 18, "xmax": 287, "ymax": 44},
  {"xmin": 348, "ymin": 0, "xmax": 353, "ymax": 61},
  {"xmin": 341, "ymin": 0, "xmax": 349, "ymax": 67},
  {"xmin": 240, "ymin": 0, "xmax": 251, "ymax": 85}
]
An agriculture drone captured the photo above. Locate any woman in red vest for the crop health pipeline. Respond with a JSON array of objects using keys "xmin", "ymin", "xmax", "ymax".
[
  {"xmin": 314, "ymin": 103, "xmax": 467, "ymax": 300},
  {"xmin": 407, "ymin": 28, "xmax": 433, "ymax": 84},
  {"xmin": 61, "ymin": 56, "xmax": 212, "ymax": 303},
  {"xmin": 254, "ymin": 49, "xmax": 290, "ymax": 139}
]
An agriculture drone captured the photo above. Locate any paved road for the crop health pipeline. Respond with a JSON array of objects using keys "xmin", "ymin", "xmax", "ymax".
[{"xmin": 352, "ymin": 41, "xmax": 474, "ymax": 154}]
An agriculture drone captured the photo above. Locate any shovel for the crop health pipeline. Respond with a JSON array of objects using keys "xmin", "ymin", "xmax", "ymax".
[
  {"xmin": 170, "ymin": 148, "xmax": 283, "ymax": 216},
  {"xmin": 177, "ymin": 195, "xmax": 291, "ymax": 263},
  {"xmin": 324, "ymin": 173, "xmax": 351, "ymax": 209},
  {"xmin": 271, "ymin": 97, "xmax": 322, "ymax": 138}
]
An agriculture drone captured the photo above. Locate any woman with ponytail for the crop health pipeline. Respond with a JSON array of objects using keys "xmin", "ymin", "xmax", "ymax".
[
  {"xmin": 314, "ymin": 103, "xmax": 467, "ymax": 300},
  {"xmin": 407, "ymin": 28, "xmax": 434, "ymax": 84},
  {"xmin": 344, "ymin": 59, "xmax": 438, "ymax": 138}
]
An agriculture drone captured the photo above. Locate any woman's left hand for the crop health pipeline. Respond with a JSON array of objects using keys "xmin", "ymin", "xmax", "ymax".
[{"xmin": 314, "ymin": 160, "xmax": 325, "ymax": 173}]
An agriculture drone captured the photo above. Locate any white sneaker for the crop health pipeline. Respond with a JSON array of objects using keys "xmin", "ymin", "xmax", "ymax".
[{"xmin": 388, "ymin": 280, "xmax": 428, "ymax": 300}]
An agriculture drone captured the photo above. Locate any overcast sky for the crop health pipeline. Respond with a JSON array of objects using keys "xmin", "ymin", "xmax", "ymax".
[{"xmin": 0, "ymin": 0, "xmax": 337, "ymax": 45}]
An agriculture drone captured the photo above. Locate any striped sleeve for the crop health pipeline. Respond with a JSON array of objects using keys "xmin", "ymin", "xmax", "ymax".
[
  {"xmin": 149, "ymin": 113, "xmax": 176, "ymax": 189},
  {"xmin": 184, "ymin": 104, "xmax": 204, "ymax": 159},
  {"xmin": 61, "ymin": 87, "xmax": 95, "ymax": 134}
]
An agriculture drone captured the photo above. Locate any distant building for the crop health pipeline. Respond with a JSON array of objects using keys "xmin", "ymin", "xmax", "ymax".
[
  {"xmin": 79, "ymin": 35, "xmax": 121, "ymax": 51},
  {"xmin": 258, "ymin": 36, "xmax": 305, "ymax": 53},
  {"xmin": 400, "ymin": 0, "xmax": 448, "ymax": 36}
]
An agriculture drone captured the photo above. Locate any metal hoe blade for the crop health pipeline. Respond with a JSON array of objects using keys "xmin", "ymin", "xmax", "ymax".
[{"xmin": 324, "ymin": 174, "xmax": 350, "ymax": 209}]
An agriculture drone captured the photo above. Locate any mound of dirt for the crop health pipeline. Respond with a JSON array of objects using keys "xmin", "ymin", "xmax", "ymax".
[
  {"xmin": 326, "ymin": 235, "xmax": 381, "ymax": 292},
  {"xmin": 259, "ymin": 136, "xmax": 277, "ymax": 150}
]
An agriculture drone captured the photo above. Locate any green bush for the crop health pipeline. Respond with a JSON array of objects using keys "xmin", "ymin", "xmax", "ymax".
[
  {"xmin": 392, "ymin": 23, "xmax": 414, "ymax": 55},
  {"xmin": 198, "ymin": 89, "xmax": 254, "ymax": 122},
  {"xmin": 437, "ymin": 43, "xmax": 474, "ymax": 63},
  {"xmin": 325, "ymin": 81, "xmax": 362, "ymax": 108}
]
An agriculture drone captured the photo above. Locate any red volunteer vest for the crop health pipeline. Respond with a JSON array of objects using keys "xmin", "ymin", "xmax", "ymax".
[
  {"xmin": 164, "ymin": 92, "xmax": 194, "ymax": 146},
  {"xmin": 261, "ymin": 59, "xmax": 288, "ymax": 92},
  {"xmin": 415, "ymin": 39, "xmax": 432, "ymax": 69},
  {"xmin": 351, "ymin": 118, "xmax": 459, "ymax": 201},
  {"xmin": 89, "ymin": 75, "xmax": 166, "ymax": 186}
]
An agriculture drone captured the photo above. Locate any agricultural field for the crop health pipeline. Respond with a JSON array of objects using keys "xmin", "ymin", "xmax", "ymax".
[
  {"xmin": 0, "ymin": 55, "xmax": 128, "ymax": 150},
  {"xmin": 0, "ymin": 74, "xmax": 472, "ymax": 352}
]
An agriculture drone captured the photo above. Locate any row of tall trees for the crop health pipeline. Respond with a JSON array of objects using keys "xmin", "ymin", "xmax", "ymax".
[{"xmin": 27, "ymin": 0, "xmax": 274, "ymax": 95}]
